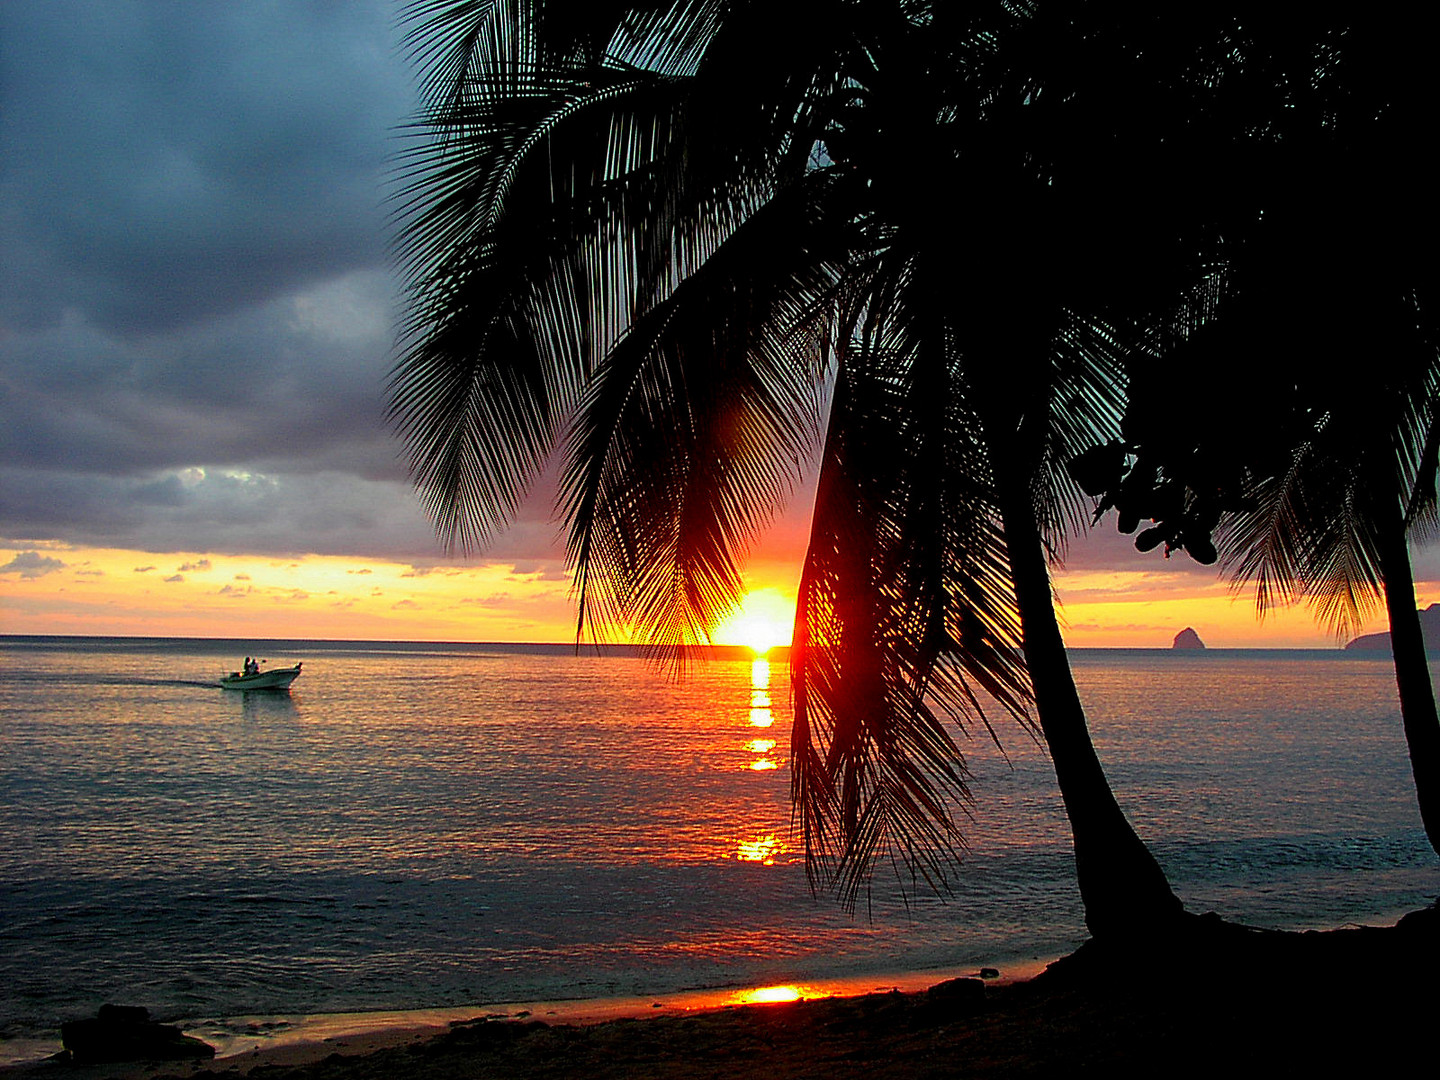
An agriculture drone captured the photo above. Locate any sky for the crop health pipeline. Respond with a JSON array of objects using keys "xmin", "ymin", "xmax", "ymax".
[{"xmin": 1, "ymin": 2, "xmax": 1434, "ymax": 648}]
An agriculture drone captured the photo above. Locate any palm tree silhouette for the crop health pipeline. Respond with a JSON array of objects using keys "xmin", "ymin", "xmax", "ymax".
[
  {"xmin": 1223, "ymin": 390, "xmax": 1440, "ymax": 857},
  {"xmin": 390, "ymin": 0, "xmax": 1212, "ymax": 937},
  {"xmin": 1077, "ymin": 8, "xmax": 1440, "ymax": 858},
  {"xmin": 1214, "ymin": 12, "xmax": 1440, "ymax": 859}
]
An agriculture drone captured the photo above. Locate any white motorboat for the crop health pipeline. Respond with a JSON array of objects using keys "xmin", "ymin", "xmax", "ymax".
[{"xmin": 219, "ymin": 662, "xmax": 302, "ymax": 691}]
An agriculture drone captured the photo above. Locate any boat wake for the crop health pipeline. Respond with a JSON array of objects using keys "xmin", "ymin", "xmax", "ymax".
[
  {"xmin": 67, "ymin": 675, "xmax": 224, "ymax": 689},
  {"xmin": 139, "ymin": 677, "xmax": 223, "ymax": 689}
]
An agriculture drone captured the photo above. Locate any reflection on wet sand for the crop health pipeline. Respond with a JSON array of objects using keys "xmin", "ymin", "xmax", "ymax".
[{"xmin": 729, "ymin": 984, "xmax": 816, "ymax": 1004}]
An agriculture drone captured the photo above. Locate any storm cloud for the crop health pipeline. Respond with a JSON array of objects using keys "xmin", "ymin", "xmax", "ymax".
[{"xmin": 0, "ymin": 2, "xmax": 569, "ymax": 564}]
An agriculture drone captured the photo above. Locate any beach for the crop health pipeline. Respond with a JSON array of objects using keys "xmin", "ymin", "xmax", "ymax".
[{"xmin": 10, "ymin": 910, "xmax": 1437, "ymax": 1078}]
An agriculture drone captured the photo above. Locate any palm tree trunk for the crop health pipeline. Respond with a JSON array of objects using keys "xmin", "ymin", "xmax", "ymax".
[
  {"xmin": 1377, "ymin": 515, "xmax": 1440, "ymax": 859},
  {"xmin": 997, "ymin": 481, "xmax": 1185, "ymax": 939}
]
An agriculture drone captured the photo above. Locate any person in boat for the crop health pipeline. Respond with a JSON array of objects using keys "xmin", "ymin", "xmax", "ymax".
[{"xmin": 243, "ymin": 657, "xmax": 257, "ymax": 676}]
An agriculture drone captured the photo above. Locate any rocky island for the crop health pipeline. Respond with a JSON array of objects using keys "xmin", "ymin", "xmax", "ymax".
[
  {"xmin": 1172, "ymin": 627, "xmax": 1206, "ymax": 650},
  {"xmin": 1346, "ymin": 603, "xmax": 1440, "ymax": 652}
]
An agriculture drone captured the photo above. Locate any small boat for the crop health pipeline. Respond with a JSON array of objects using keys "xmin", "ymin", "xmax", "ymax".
[{"xmin": 220, "ymin": 663, "xmax": 302, "ymax": 691}]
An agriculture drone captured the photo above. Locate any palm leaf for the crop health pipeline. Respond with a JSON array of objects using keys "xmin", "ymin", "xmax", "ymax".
[
  {"xmin": 562, "ymin": 172, "xmax": 847, "ymax": 660},
  {"xmin": 792, "ymin": 328, "xmax": 1033, "ymax": 906}
]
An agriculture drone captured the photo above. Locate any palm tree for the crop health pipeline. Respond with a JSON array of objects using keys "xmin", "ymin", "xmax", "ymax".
[
  {"xmin": 1214, "ymin": 12, "xmax": 1440, "ymax": 859},
  {"xmin": 390, "ymin": 0, "xmax": 1202, "ymax": 938},
  {"xmin": 1109, "ymin": 296, "xmax": 1440, "ymax": 861},
  {"xmin": 1213, "ymin": 305, "xmax": 1440, "ymax": 856},
  {"xmin": 1071, "ymin": 9, "xmax": 1440, "ymax": 858}
]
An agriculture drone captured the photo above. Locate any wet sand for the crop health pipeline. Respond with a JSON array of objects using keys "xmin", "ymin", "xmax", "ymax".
[
  {"xmin": 8, "ymin": 911, "xmax": 1438, "ymax": 1078},
  {"xmin": 0, "ymin": 961, "xmax": 1054, "ymax": 1074}
]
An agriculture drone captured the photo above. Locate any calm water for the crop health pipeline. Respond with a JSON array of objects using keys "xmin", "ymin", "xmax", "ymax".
[{"xmin": 2, "ymin": 636, "xmax": 1437, "ymax": 1050}]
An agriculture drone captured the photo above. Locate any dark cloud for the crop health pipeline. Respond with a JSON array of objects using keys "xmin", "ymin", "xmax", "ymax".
[
  {"xmin": 0, "ymin": 551, "xmax": 67, "ymax": 579},
  {"xmin": 0, "ymin": 2, "xmax": 412, "ymax": 338},
  {"xmin": 163, "ymin": 573, "xmax": 184, "ymax": 583},
  {"xmin": 0, "ymin": 2, "xmax": 484, "ymax": 563}
]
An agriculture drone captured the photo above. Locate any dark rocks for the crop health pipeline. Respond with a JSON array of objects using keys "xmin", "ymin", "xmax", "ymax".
[
  {"xmin": 60, "ymin": 1004, "xmax": 216, "ymax": 1064},
  {"xmin": 1346, "ymin": 603, "xmax": 1440, "ymax": 651},
  {"xmin": 95, "ymin": 1004, "xmax": 149, "ymax": 1025},
  {"xmin": 442, "ymin": 1018, "xmax": 550, "ymax": 1049},
  {"xmin": 1172, "ymin": 627, "xmax": 1206, "ymax": 649},
  {"xmin": 926, "ymin": 977, "xmax": 985, "ymax": 1005}
]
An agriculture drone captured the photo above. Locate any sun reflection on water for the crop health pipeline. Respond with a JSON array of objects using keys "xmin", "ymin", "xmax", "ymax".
[
  {"xmin": 736, "ymin": 835, "xmax": 780, "ymax": 864},
  {"xmin": 734, "ymin": 657, "xmax": 785, "ymax": 862},
  {"xmin": 748, "ymin": 659, "xmax": 774, "ymax": 728}
]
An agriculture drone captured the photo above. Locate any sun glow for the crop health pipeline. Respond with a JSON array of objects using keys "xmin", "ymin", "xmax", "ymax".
[
  {"xmin": 0, "ymin": 544, "xmax": 582, "ymax": 642},
  {"xmin": 714, "ymin": 588, "xmax": 795, "ymax": 654}
]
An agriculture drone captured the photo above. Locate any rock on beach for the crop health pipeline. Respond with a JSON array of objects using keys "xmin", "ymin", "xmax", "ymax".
[{"xmin": 59, "ymin": 1004, "xmax": 216, "ymax": 1064}]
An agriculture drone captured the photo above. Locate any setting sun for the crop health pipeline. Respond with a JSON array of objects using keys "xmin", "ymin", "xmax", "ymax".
[{"xmin": 714, "ymin": 588, "xmax": 795, "ymax": 654}]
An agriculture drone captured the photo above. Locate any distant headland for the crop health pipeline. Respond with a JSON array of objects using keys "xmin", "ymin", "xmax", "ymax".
[
  {"xmin": 1172, "ymin": 627, "xmax": 1206, "ymax": 650},
  {"xmin": 1346, "ymin": 604, "xmax": 1440, "ymax": 652}
]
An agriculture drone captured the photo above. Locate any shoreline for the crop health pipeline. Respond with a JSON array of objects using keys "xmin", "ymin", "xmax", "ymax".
[
  {"xmin": 6, "ymin": 894, "xmax": 1433, "ymax": 1072},
  {"xmin": 7, "ymin": 912, "xmax": 1438, "ymax": 1078},
  {"xmin": 0, "ymin": 958, "xmax": 1055, "ymax": 1075}
]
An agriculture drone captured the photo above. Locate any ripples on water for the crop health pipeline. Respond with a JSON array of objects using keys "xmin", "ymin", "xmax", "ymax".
[{"xmin": 1, "ymin": 638, "xmax": 1437, "ymax": 1043}]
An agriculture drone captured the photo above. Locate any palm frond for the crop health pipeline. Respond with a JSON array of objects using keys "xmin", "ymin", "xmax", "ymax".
[
  {"xmin": 562, "ymin": 173, "xmax": 846, "ymax": 661},
  {"xmin": 392, "ymin": 0, "xmax": 854, "ymax": 555},
  {"xmin": 389, "ymin": 80, "xmax": 669, "ymax": 551},
  {"xmin": 792, "ymin": 335, "xmax": 1033, "ymax": 907}
]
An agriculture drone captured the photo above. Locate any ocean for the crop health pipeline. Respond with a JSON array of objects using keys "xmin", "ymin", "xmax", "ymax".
[{"xmin": 2, "ymin": 636, "xmax": 1437, "ymax": 1061}]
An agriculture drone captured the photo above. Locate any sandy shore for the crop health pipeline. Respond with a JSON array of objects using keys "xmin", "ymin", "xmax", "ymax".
[
  {"xmin": 8, "ymin": 911, "xmax": 1438, "ymax": 1078},
  {"xmin": 0, "ymin": 962, "xmax": 1052, "ymax": 1077}
]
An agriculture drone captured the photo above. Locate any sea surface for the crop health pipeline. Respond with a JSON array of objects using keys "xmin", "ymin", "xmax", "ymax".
[{"xmin": 2, "ymin": 636, "xmax": 1438, "ymax": 1059}]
